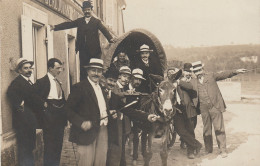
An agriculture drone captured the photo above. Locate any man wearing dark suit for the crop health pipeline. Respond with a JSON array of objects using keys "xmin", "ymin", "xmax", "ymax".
[
  {"xmin": 134, "ymin": 44, "xmax": 164, "ymax": 93},
  {"xmin": 190, "ymin": 61, "xmax": 247, "ymax": 158},
  {"xmin": 65, "ymin": 58, "xmax": 109, "ymax": 166},
  {"xmin": 33, "ymin": 58, "xmax": 67, "ymax": 166},
  {"xmin": 177, "ymin": 63, "xmax": 198, "ymax": 150},
  {"xmin": 112, "ymin": 66, "xmax": 132, "ymax": 166},
  {"xmin": 7, "ymin": 58, "xmax": 44, "ymax": 166},
  {"xmin": 167, "ymin": 68, "xmax": 202, "ymax": 159},
  {"xmin": 104, "ymin": 67, "xmax": 157, "ymax": 166},
  {"xmin": 52, "ymin": 1, "xmax": 116, "ymax": 80}
]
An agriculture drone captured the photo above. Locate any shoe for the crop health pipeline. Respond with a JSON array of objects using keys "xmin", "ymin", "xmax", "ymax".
[
  {"xmin": 187, "ymin": 153, "xmax": 195, "ymax": 159},
  {"xmin": 180, "ymin": 141, "xmax": 187, "ymax": 149},
  {"xmin": 221, "ymin": 152, "xmax": 228, "ymax": 158}
]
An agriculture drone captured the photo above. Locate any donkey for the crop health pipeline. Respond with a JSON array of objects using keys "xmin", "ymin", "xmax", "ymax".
[{"xmin": 138, "ymin": 80, "xmax": 179, "ymax": 166}]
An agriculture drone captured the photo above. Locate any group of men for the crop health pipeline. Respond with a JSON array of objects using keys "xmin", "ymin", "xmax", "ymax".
[{"xmin": 7, "ymin": 0, "xmax": 248, "ymax": 165}]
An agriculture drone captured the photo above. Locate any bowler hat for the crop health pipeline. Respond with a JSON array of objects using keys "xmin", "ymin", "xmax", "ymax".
[
  {"xmin": 104, "ymin": 67, "xmax": 119, "ymax": 80},
  {"xmin": 82, "ymin": 1, "xmax": 93, "ymax": 9},
  {"xmin": 183, "ymin": 63, "xmax": 193, "ymax": 72},
  {"xmin": 15, "ymin": 58, "xmax": 34, "ymax": 73},
  {"xmin": 84, "ymin": 58, "xmax": 103, "ymax": 69}
]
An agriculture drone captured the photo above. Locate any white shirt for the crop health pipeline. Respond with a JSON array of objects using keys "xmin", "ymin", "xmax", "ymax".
[
  {"xmin": 47, "ymin": 72, "xmax": 62, "ymax": 100},
  {"xmin": 117, "ymin": 81, "xmax": 124, "ymax": 89},
  {"xmin": 129, "ymin": 83, "xmax": 135, "ymax": 91},
  {"xmin": 88, "ymin": 77, "xmax": 108, "ymax": 126},
  {"xmin": 20, "ymin": 74, "xmax": 33, "ymax": 84},
  {"xmin": 85, "ymin": 17, "xmax": 91, "ymax": 24}
]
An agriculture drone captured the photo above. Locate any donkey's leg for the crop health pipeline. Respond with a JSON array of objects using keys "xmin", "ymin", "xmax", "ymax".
[{"xmin": 160, "ymin": 126, "xmax": 169, "ymax": 166}]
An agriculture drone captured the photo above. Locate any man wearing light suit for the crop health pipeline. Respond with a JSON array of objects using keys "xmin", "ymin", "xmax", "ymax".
[{"xmin": 190, "ymin": 61, "xmax": 247, "ymax": 158}]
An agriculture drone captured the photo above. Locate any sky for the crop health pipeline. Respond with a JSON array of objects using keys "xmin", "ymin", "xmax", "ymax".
[{"xmin": 123, "ymin": 0, "xmax": 260, "ymax": 47}]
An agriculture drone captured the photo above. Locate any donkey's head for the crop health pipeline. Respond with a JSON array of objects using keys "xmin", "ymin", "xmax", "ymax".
[{"xmin": 157, "ymin": 80, "xmax": 178, "ymax": 121}]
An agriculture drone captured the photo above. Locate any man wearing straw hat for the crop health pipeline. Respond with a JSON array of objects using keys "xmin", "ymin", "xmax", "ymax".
[
  {"xmin": 190, "ymin": 61, "xmax": 247, "ymax": 158},
  {"xmin": 51, "ymin": 1, "xmax": 116, "ymax": 80},
  {"xmin": 7, "ymin": 58, "xmax": 44, "ymax": 166},
  {"xmin": 135, "ymin": 44, "xmax": 163, "ymax": 93},
  {"xmin": 104, "ymin": 67, "xmax": 158, "ymax": 166},
  {"xmin": 65, "ymin": 58, "xmax": 110, "ymax": 166}
]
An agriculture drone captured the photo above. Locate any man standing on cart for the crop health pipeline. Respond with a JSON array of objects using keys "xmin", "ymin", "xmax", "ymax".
[{"xmin": 51, "ymin": 1, "xmax": 116, "ymax": 80}]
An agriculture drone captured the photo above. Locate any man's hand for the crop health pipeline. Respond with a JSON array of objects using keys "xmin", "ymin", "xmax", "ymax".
[
  {"xmin": 49, "ymin": 25, "xmax": 55, "ymax": 31},
  {"xmin": 147, "ymin": 114, "xmax": 160, "ymax": 122},
  {"xmin": 126, "ymin": 89, "xmax": 135, "ymax": 95},
  {"xmin": 81, "ymin": 121, "xmax": 92, "ymax": 131},
  {"xmin": 109, "ymin": 110, "xmax": 117, "ymax": 119},
  {"xmin": 110, "ymin": 38, "xmax": 117, "ymax": 43},
  {"xmin": 236, "ymin": 69, "xmax": 247, "ymax": 74}
]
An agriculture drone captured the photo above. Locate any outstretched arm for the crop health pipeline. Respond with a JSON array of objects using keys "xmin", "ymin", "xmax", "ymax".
[
  {"xmin": 51, "ymin": 19, "xmax": 79, "ymax": 31},
  {"xmin": 214, "ymin": 69, "xmax": 247, "ymax": 81}
]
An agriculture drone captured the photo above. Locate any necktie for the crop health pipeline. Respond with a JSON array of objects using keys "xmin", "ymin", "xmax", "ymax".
[
  {"xmin": 28, "ymin": 79, "xmax": 33, "ymax": 85},
  {"xmin": 54, "ymin": 78, "xmax": 62, "ymax": 98}
]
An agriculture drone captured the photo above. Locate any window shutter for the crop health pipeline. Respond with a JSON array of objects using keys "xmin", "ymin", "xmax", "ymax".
[
  {"xmin": 21, "ymin": 15, "xmax": 33, "ymax": 61},
  {"xmin": 47, "ymin": 25, "xmax": 54, "ymax": 59}
]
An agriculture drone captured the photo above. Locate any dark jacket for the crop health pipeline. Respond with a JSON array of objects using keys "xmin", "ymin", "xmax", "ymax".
[
  {"xmin": 108, "ymin": 90, "xmax": 149, "ymax": 145},
  {"xmin": 134, "ymin": 57, "xmax": 163, "ymax": 93},
  {"xmin": 177, "ymin": 81, "xmax": 198, "ymax": 118},
  {"xmin": 33, "ymin": 74, "xmax": 66, "ymax": 128},
  {"xmin": 190, "ymin": 71, "xmax": 238, "ymax": 112},
  {"xmin": 54, "ymin": 16, "xmax": 113, "ymax": 60},
  {"xmin": 65, "ymin": 78, "xmax": 109, "ymax": 145},
  {"xmin": 7, "ymin": 75, "xmax": 43, "ymax": 129}
]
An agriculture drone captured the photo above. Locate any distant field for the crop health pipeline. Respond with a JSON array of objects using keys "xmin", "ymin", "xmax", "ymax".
[{"xmin": 231, "ymin": 73, "xmax": 260, "ymax": 96}]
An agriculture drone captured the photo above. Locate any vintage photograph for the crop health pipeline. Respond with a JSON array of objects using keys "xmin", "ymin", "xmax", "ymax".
[{"xmin": 1, "ymin": 0, "xmax": 260, "ymax": 166}]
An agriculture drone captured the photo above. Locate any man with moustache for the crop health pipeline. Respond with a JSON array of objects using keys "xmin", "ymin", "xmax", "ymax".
[
  {"xmin": 7, "ymin": 58, "xmax": 44, "ymax": 166},
  {"xmin": 104, "ymin": 68, "xmax": 157, "ymax": 166},
  {"xmin": 134, "ymin": 44, "xmax": 164, "ymax": 93},
  {"xmin": 167, "ymin": 68, "xmax": 202, "ymax": 159},
  {"xmin": 112, "ymin": 66, "xmax": 132, "ymax": 166},
  {"xmin": 65, "ymin": 58, "xmax": 109, "ymax": 166},
  {"xmin": 190, "ymin": 61, "xmax": 247, "ymax": 158},
  {"xmin": 51, "ymin": 1, "xmax": 116, "ymax": 80},
  {"xmin": 33, "ymin": 58, "xmax": 67, "ymax": 166}
]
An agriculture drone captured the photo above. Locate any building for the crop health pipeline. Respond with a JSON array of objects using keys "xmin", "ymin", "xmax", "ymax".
[{"xmin": 0, "ymin": 0, "xmax": 126, "ymax": 165}]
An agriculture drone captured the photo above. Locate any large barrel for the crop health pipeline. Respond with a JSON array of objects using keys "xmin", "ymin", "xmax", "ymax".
[{"xmin": 102, "ymin": 29, "xmax": 167, "ymax": 72}]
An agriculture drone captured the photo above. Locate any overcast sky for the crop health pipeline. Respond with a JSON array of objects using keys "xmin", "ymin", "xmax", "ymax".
[{"xmin": 123, "ymin": 0, "xmax": 260, "ymax": 47}]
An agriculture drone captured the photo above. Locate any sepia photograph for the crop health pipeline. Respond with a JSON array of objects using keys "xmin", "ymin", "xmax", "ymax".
[{"xmin": 0, "ymin": 0, "xmax": 260, "ymax": 166}]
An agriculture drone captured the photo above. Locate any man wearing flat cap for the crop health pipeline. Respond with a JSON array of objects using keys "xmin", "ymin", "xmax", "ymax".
[
  {"xmin": 190, "ymin": 61, "xmax": 247, "ymax": 158},
  {"xmin": 65, "ymin": 58, "xmax": 110, "ymax": 166},
  {"xmin": 134, "ymin": 44, "xmax": 164, "ymax": 93},
  {"xmin": 51, "ymin": 1, "xmax": 116, "ymax": 80},
  {"xmin": 7, "ymin": 58, "xmax": 44, "ymax": 166}
]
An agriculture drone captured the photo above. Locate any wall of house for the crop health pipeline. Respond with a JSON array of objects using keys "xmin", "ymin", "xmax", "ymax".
[{"xmin": 1, "ymin": 0, "xmax": 126, "ymax": 165}]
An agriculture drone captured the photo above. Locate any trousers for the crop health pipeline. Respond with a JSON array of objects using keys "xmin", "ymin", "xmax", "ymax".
[
  {"xmin": 200, "ymin": 104, "xmax": 226, "ymax": 153},
  {"xmin": 174, "ymin": 112, "xmax": 202, "ymax": 154},
  {"xmin": 77, "ymin": 126, "xmax": 108, "ymax": 166}
]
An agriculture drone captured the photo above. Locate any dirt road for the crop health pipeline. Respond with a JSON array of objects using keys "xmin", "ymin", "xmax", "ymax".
[{"xmin": 60, "ymin": 101, "xmax": 260, "ymax": 166}]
